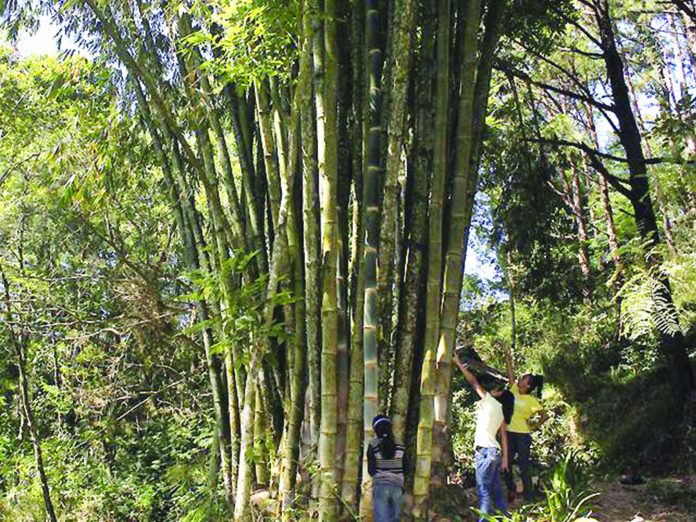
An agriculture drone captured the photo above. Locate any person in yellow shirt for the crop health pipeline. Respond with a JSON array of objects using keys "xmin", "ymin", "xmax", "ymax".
[{"xmin": 503, "ymin": 351, "xmax": 548, "ymax": 503}]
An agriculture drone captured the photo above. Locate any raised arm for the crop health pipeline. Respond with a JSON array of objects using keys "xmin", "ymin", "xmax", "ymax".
[
  {"xmin": 454, "ymin": 352, "xmax": 486, "ymax": 399},
  {"xmin": 502, "ymin": 342, "xmax": 515, "ymax": 387}
]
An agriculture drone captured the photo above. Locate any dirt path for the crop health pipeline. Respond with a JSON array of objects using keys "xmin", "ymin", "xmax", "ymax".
[
  {"xmin": 429, "ymin": 475, "xmax": 695, "ymax": 521},
  {"xmin": 587, "ymin": 476, "xmax": 695, "ymax": 522}
]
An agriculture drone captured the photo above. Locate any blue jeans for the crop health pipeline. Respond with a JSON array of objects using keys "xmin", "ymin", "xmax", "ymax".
[
  {"xmin": 474, "ymin": 447, "xmax": 506, "ymax": 521},
  {"xmin": 504, "ymin": 432, "xmax": 533, "ymax": 500},
  {"xmin": 373, "ymin": 482, "xmax": 403, "ymax": 522}
]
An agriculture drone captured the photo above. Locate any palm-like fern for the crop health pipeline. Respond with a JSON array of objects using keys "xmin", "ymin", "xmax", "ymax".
[{"xmin": 616, "ymin": 247, "xmax": 685, "ymax": 341}]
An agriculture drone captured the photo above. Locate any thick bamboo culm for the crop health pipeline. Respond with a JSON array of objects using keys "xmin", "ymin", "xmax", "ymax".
[{"xmin": 73, "ymin": 0, "xmax": 508, "ymax": 518}]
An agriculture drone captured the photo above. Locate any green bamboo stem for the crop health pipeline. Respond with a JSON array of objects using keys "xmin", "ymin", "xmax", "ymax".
[
  {"xmin": 133, "ymin": 81, "xmax": 236, "ymax": 499},
  {"xmin": 335, "ymin": 212, "xmax": 350, "ymax": 491},
  {"xmin": 255, "ymin": 80, "xmax": 283, "ymax": 229},
  {"xmin": 254, "ymin": 384, "xmax": 269, "ymax": 487},
  {"xmin": 412, "ymin": 0, "xmax": 450, "ymax": 514},
  {"xmin": 315, "ymin": 0, "xmax": 341, "ymax": 508},
  {"xmin": 270, "ymin": 77, "xmax": 290, "ymax": 175},
  {"xmin": 431, "ymin": 0, "xmax": 482, "ymax": 489},
  {"xmin": 389, "ymin": 0, "xmax": 436, "ymax": 440},
  {"xmin": 340, "ymin": 0, "xmax": 365, "ymax": 510},
  {"xmin": 234, "ymin": 358, "xmax": 257, "ymax": 521},
  {"xmin": 237, "ymin": 119, "xmax": 299, "ymax": 516},
  {"xmin": 299, "ymin": 0, "xmax": 322, "ymax": 493},
  {"xmin": 223, "ymin": 85, "xmax": 269, "ymax": 273},
  {"xmin": 175, "ymin": 49, "xmax": 251, "ymax": 501},
  {"xmin": 332, "ymin": 0, "xmax": 355, "ymax": 498},
  {"xmin": 341, "ymin": 182, "xmax": 365, "ymax": 510},
  {"xmin": 177, "ymin": 15, "xmax": 247, "ymax": 238},
  {"xmin": 469, "ymin": 0, "xmax": 505, "ymax": 175},
  {"xmin": 360, "ymin": 0, "xmax": 384, "ymax": 515},
  {"xmin": 280, "ymin": 70, "xmax": 307, "ymax": 518},
  {"xmin": 376, "ymin": 0, "xmax": 417, "ymax": 412},
  {"xmin": 175, "ymin": 49, "xmax": 252, "ymax": 471}
]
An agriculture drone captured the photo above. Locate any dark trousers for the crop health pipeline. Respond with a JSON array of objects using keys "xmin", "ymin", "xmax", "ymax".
[{"xmin": 504, "ymin": 432, "xmax": 533, "ymax": 500}]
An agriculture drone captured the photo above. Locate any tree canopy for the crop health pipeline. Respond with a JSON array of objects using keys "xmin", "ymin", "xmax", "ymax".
[{"xmin": 0, "ymin": 0, "xmax": 695, "ymax": 520}]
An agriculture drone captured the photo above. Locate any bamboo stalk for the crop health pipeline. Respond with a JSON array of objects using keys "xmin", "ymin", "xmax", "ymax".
[
  {"xmin": 341, "ymin": 186, "xmax": 365, "ymax": 510},
  {"xmin": 376, "ymin": 0, "xmax": 418, "ymax": 412},
  {"xmin": 256, "ymin": 79, "xmax": 283, "ymax": 229},
  {"xmin": 390, "ymin": 0, "xmax": 436, "ymax": 439},
  {"xmin": 341, "ymin": 0, "xmax": 366, "ymax": 504},
  {"xmin": 360, "ymin": 0, "xmax": 386, "ymax": 514},
  {"xmin": 133, "ymin": 82, "xmax": 236, "ymax": 499},
  {"xmin": 315, "ymin": 0, "xmax": 341, "ymax": 509},
  {"xmin": 234, "ymin": 361, "xmax": 257, "ymax": 521},
  {"xmin": 299, "ymin": 0, "xmax": 322, "ymax": 497},
  {"xmin": 412, "ymin": 0, "xmax": 450, "ymax": 514},
  {"xmin": 431, "ymin": 0, "xmax": 482, "ymax": 490},
  {"xmin": 280, "ymin": 64, "xmax": 308, "ymax": 518}
]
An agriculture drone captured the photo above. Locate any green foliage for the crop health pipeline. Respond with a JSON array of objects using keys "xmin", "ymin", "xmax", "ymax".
[
  {"xmin": 455, "ymin": 283, "xmax": 685, "ymax": 474},
  {"xmin": 2, "ymin": 0, "xmax": 696, "ymax": 517},
  {"xmin": 475, "ymin": 451, "xmax": 598, "ymax": 522},
  {"xmin": 0, "ymin": 46, "xmax": 229, "ymax": 521},
  {"xmin": 542, "ymin": 451, "xmax": 596, "ymax": 521},
  {"xmin": 185, "ymin": 0, "xmax": 299, "ymax": 88}
]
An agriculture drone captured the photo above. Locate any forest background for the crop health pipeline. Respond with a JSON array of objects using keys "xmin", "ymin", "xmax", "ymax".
[{"xmin": 1, "ymin": 0, "xmax": 695, "ymax": 520}]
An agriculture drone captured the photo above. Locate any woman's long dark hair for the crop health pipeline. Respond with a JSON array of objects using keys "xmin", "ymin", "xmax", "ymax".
[
  {"xmin": 373, "ymin": 414, "xmax": 396, "ymax": 459},
  {"xmin": 496, "ymin": 390, "xmax": 515, "ymax": 424},
  {"xmin": 524, "ymin": 373, "xmax": 544, "ymax": 398}
]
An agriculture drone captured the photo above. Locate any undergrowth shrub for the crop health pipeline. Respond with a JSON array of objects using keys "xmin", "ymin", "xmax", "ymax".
[
  {"xmin": 455, "ymin": 295, "xmax": 690, "ymax": 475},
  {"xmin": 476, "ymin": 450, "xmax": 599, "ymax": 522}
]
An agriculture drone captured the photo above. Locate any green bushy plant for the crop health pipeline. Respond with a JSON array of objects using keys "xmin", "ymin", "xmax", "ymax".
[{"xmin": 475, "ymin": 451, "xmax": 599, "ymax": 522}]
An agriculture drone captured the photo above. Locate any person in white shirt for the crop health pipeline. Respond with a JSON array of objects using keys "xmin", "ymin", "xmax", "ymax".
[{"xmin": 454, "ymin": 353, "xmax": 514, "ymax": 521}]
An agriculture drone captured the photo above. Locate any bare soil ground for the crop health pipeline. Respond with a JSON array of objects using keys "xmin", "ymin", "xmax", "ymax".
[
  {"xmin": 428, "ymin": 475, "xmax": 696, "ymax": 521},
  {"xmin": 588, "ymin": 476, "xmax": 695, "ymax": 522}
]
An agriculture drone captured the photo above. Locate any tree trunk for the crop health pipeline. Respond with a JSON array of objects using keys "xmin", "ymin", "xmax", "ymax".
[
  {"xmin": 594, "ymin": 0, "xmax": 696, "ymax": 409},
  {"xmin": 571, "ymin": 164, "xmax": 592, "ymax": 302},
  {"xmin": 560, "ymin": 163, "xmax": 592, "ymax": 303},
  {"xmin": 1, "ymin": 269, "xmax": 58, "ymax": 522},
  {"xmin": 624, "ymin": 63, "xmax": 677, "ymax": 255},
  {"xmin": 584, "ymin": 103, "xmax": 624, "ymax": 294}
]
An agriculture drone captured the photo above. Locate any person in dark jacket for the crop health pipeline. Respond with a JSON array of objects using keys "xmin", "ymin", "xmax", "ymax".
[{"xmin": 367, "ymin": 414, "xmax": 406, "ymax": 522}]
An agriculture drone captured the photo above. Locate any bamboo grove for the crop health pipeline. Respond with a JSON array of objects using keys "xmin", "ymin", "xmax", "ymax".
[{"xmin": 2, "ymin": 0, "xmax": 696, "ymax": 520}]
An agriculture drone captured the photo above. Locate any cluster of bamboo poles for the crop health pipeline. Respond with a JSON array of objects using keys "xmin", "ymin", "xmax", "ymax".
[{"xmin": 70, "ymin": 0, "xmax": 508, "ymax": 518}]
